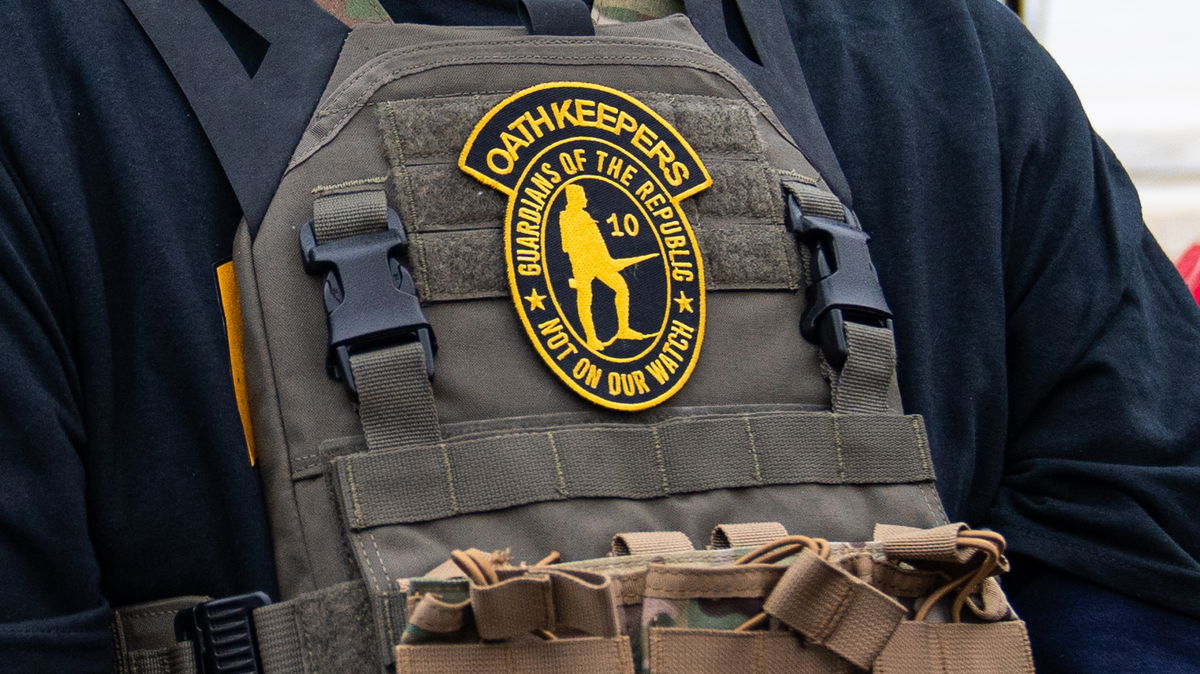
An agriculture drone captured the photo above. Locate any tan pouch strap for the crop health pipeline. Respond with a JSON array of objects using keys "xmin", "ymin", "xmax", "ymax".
[
  {"xmin": 762, "ymin": 548, "xmax": 906, "ymax": 670},
  {"xmin": 874, "ymin": 522, "xmax": 974, "ymax": 564},
  {"xmin": 874, "ymin": 621, "xmax": 1035, "ymax": 674},
  {"xmin": 611, "ymin": 531, "xmax": 695, "ymax": 556},
  {"xmin": 471, "ymin": 569, "xmax": 621, "ymax": 640},
  {"xmin": 709, "ymin": 522, "xmax": 789, "ymax": 549},
  {"xmin": 395, "ymin": 636, "xmax": 634, "ymax": 674},
  {"xmin": 470, "ymin": 575, "xmax": 555, "ymax": 640},
  {"xmin": 543, "ymin": 568, "xmax": 623, "ymax": 638},
  {"xmin": 643, "ymin": 564, "xmax": 784, "ymax": 599},
  {"xmin": 965, "ymin": 576, "xmax": 1012, "ymax": 622},
  {"xmin": 405, "ymin": 593, "xmax": 471, "ymax": 637},
  {"xmin": 871, "ymin": 560, "xmax": 947, "ymax": 598}
]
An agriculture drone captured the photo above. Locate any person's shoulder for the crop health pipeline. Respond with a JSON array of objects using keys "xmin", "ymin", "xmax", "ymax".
[{"xmin": 0, "ymin": 1, "xmax": 156, "ymax": 112}]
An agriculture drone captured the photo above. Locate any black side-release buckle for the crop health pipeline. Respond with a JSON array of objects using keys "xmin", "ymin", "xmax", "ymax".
[
  {"xmin": 174, "ymin": 592, "xmax": 272, "ymax": 674},
  {"xmin": 299, "ymin": 208, "xmax": 436, "ymax": 397},
  {"xmin": 786, "ymin": 194, "xmax": 893, "ymax": 369}
]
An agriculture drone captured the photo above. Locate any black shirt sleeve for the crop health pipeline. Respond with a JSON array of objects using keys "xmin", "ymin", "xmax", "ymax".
[
  {"xmin": 963, "ymin": 0, "xmax": 1200, "ymax": 615},
  {"xmin": 0, "ymin": 148, "xmax": 112, "ymax": 670},
  {"xmin": 0, "ymin": 3, "xmax": 276, "ymax": 670},
  {"xmin": 787, "ymin": 0, "xmax": 1200, "ymax": 665}
]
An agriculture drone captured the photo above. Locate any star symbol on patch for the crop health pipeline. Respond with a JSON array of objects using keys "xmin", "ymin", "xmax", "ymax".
[
  {"xmin": 524, "ymin": 288, "xmax": 548, "ymax": 311},
  {"xmin": 673, "ymin": 291, "xmax": 694, "ymax": 313}
]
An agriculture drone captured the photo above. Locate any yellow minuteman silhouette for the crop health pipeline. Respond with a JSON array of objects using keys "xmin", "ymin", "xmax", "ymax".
[{"xmin": 558, "ymin": 183, "xmax": 659, "ymax": 351}]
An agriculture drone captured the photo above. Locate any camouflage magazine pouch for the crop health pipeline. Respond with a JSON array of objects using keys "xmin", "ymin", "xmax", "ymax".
[{"xmin": 393, "ymin": 523, "xmax": 1035, "ymax": 673}]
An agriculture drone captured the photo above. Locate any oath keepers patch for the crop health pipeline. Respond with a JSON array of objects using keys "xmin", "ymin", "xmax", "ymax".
[{"xmin": 460, "ymin": 82, "xmax": 711, "ymax": 410}]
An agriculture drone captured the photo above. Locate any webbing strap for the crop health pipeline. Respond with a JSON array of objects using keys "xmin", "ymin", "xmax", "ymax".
[
  {"xmin": 786, "ymin": 180, "xmax": 846, "ymax": 222},
  {"xmin": 874, "ymin": 522, "xmax": 973, "ymax": 564},
  {"xmin": 539, "ymin": 570, "xmax": 622, "ymax": 638},
  {"xmin": 335, "ymin": 410, "xmax": 934, "ymax": 529},
  {"xmin": 611, "ymin": 531, "xmax": 695, "ymax": 556},
  {"xmin": 874, "ymin": 621, "xmax": 1036, "ymax": 674},
  {"xmin": 312, "ymin": 189, "xmax": 390, "ymax": 243},
  {"xmin": 351, "ymin": 342, "xmax": 442, "ymax": 451},
  {"xmin": 470, "ymin": 576, "xmax": 554, "ymax": 639},
  {"xmin": 643, "ymin": 564, "xmax": 784, "ymax": 599},
  {"xmin": 394, "ymin": 636, "xmax": 635, "ymax": 674},
  {"xmin": 829, "ymin": 323, "xmax": 898, "ymax": 414},
  {"xmin": 470, "ymin": 569, "xmax": 621, "ymax": 640},
  {"xmin": 113, "ymin": 582, "xmax": 380, "ymax": 674},
  {"xmin": 709, "ymin": 522, "xmax": 789, "ymax": 549},
  {"xmin": 762, "ymin": 548, "xmax": 906, "ymax": 670},
  {"xmin": 119, "ymin": 643, "xmax": 196, "ymax": 674},
  {"xmin": 519, "ymin": 0, "xmax": 595, "ymax": 36}
]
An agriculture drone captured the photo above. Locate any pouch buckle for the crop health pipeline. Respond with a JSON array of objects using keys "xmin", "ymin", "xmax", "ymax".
[
  {"xmin": 299, "ymin": 208, "xmax": 436, "ymax": 397},
  {"xmin": 174, "ymin": 592, "xmax": 271, "ymax": 674},
  {"xmin": 786, "ymin": 194, "xmax": 893, "ymax": 368}
]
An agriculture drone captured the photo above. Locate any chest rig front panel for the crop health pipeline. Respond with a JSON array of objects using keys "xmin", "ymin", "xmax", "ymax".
[{"xmin": 237, "ymin": 16, "xmax": 946, "ymax": 609}]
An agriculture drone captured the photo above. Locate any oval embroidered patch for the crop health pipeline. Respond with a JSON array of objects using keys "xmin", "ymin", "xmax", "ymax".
[{"xmin": 460, "ymin": 82, "xmax": 712, "ymax": 410}]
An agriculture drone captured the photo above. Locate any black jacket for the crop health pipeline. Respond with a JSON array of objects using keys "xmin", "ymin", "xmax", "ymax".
[{"xmin": 1, "ymin": 0, "xmax": 1197, "ymax": 671}]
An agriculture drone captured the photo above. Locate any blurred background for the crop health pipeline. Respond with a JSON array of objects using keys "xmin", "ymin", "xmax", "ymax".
[{"xmin": 1011, "ymin": 0, "xmax": 1199, "ymax": 264}]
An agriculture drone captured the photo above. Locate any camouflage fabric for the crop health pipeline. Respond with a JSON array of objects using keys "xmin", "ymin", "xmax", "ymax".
[
  {"xmin": 392, "ymin": 536, "xmax": 1027, "ymax": 673},
  {"xmin": 591, "ymin": 0, "xmax": 685, "ymax": 25},
  {"xmin": 641, "ymin": 597, "xmax": 766, "ymax": 671},
  {"xmin": 398, "ymin": 578, "xmax": 474, "ymax": 645},
  {"xmin": 313, "ymin": 0, "xmax": 391, "ymax": 27}
]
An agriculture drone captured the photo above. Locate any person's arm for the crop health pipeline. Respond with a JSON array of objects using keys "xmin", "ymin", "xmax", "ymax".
[
  {"xmin": 961, "ymin": 0, "xmax": 1200, "ymax": 668},
  {"xmin": 0, "ymin": 147, "xmax": 112, "ymax": 671}
]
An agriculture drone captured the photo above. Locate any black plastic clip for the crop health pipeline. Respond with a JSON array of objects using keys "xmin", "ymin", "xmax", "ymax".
[
  {"xmin": 299, "ymin": 208, "xmax": 436, "ymax": 397},
  {"xmin": 786, "ymin": 194, "xmax": 892, "ymax": 369},
  {"xmin": 174, "ymin": 592, "xmax": 272, "ymax": 674}
]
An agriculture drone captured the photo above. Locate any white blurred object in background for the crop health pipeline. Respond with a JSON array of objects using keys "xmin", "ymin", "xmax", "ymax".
[{"xmin": 1024, "ymin": 0, "xmax": 1200, "ymax": 258}]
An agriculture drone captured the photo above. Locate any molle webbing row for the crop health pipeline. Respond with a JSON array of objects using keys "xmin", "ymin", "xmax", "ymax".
[
  {"xmin": 333, "ymin": 410, "xmax": 933, "ymax": 529},
  {"xmin": 114, "ymin": 582, "xmax": 384, "ymax": 674},
  {"xmin": 368, "ymin": 93, "xmax": 799, "ymax": 302}
]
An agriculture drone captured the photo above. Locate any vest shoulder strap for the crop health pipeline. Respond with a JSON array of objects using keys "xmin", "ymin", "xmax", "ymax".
[{"xmin": 122, "ymin": 0, "xmax": 852, "ymax": 226}]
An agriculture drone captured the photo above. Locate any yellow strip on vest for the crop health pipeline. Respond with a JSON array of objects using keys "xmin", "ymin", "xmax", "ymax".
[{"xmin": 216, "ymin": 261, "xmax": 256, "ymax": 465}]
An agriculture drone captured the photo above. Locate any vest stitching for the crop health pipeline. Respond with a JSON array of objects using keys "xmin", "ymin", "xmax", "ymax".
[
  {"xmin": 832, "ymin": 414, "xmax": 846, "ymax": 483},
  {"xmin": 650, "ymin": 426, "xmax": 670, "ymax": 495},
  {"xmin": 744, "ymin": 417, "xmax": 763, "ymax": 483},
  {"xmin": 439, "ymin": 441, "xmax": 460, "ymax": 514},
  {"xmin": 547, "ymin": 432, "xmax": 570, "ymax": 497}
]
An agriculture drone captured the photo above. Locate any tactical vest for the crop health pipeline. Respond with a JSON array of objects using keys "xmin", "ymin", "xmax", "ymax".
[{"xmin": 111, "ymin": 2, "xmax": 1035, "ymax": 672}]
